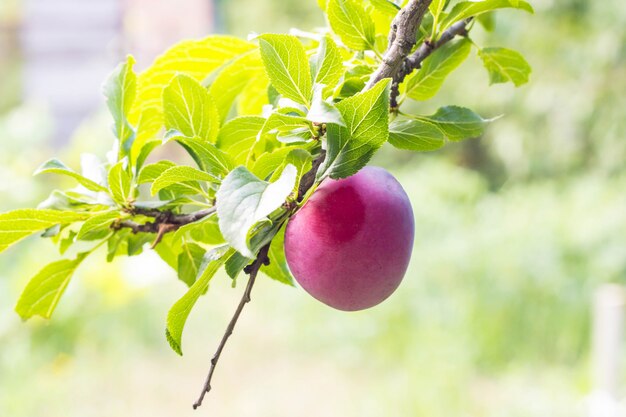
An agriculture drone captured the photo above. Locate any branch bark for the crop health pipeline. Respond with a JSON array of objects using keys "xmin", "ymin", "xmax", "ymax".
[
  {"xmin": 365, "ymin": 0, "xmax": 433, "ymax": 91},
  {"xmin": 112, "ymin": 207, "xmax": 216, "ymax": 235}
]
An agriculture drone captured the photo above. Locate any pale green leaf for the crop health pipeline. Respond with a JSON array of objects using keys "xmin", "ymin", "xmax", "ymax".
[
  {"xmin": 76, "ymin": 211, "xmax": 119, "ymax": 241},
  {"xmin": 129, "ymin": 36, "xmax": 256, "ymax": 164},
  {"xmin": 216, "ymin": 116, "xmax": 265, "ymax": 166},
  {"xmin": 163, "ymin": 74, "xmax": 219, "ymax": 142},
  {"xmin": 258, "ymin": 34, "xmax": 313, "ymax": 106},
  {"xmin": 478, "ymin": 47, "xmax": 531, "ymax": 86},
  {"xmin": 311, "ymin": 36, "xmax": 344, "ymax": 89},
  {"xmin": 260, "ymin": 111, "xmax": 311, "ymax": 143},
  {"xmin": 369, "ymin": 0, "xmax": 400, "ymax": 16},
  {"xmin": 318, "ymin": 78, "xmax": 390, "ymax": 179},
  {"xmin": 429, "ymin": 0, "xmax": 447, "ymax": 21},
  {"xmin": 0, "ymin": 209, "xmax": 91, "ymax": 254},
  {"xmin": 208, "ymin": 50, "xmax": 265, "ymax": 123},
  {"xmin": 307, "ymin": 84, "xmax": 346, "ymax": 126},
  {"xmin": 171, "ymin": 214, "xmax": 224, "ymax": 248},
  {"xmin": 166, "ymin": 246, "xmax": 234, "ymax": 355},
  {"xmin": 103, "ymin": 55, "xmax": 137, "ymax": 156},
  {"xmin": 388, "ymin": 119, "xmax": 445, "ymax": 151},
  {"xmin": 327, "ymin": 0, "xmax": 376, "ymax": 50},
  {"xmin": 169, "ymin": 136, "xmax": 235, "ymax": 179},
  {"xmin": 418, "ymin": 105, "xmax": 490, "ymax": 141},
  {"xmin": 404, "ymin": 39, "xmax": 471, "ymax": 101},
  {"xmin": 35, "ymin": 159, "xmax": 108, "ymax": 193},
  {"xmin": 177, "ymin": 243, "xmax": 206, "ymax": 287},
  {"xmin": 137, "ymin": 160, "xmax": 176, "ymax": 184},
  {"xmin": 237, "ymin": 70, "xmax": 270, "ymax": 116},
  {"xmin": 439, "ymin": 0, "xmax": 534, "ymax": 31},
  {"xmin": 251, "ymin": 147, "xmax": 295, "ymax": 180},
  {"xmin": 151, "ymin": 166, "xmax": 218, "ymax": 196},
  {"xmin": 216, "ymin": 165, "xmax": 297, "ymax": 257},
  {"xmin": 15, "ymin": 253, "xmax": 87, "ymax": 320},
  {"xmin": 269, "ymin": 149, "xmax": 313, "ymax": 193},
  {"xmin": 261, "ymin": 225, "xmax": 294, "ymax": 286},
  {"xmin": 107, "ymin": 162, "xmax": 132, "ymax": 205},
  {"xmin": 224, "ymin": 252, "xmax": 251, "ymax": 280}
]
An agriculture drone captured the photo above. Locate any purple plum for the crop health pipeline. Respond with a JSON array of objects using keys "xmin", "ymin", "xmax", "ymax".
[{"xmin": 285, "ymin": 166, "xmax": 415, "ymax": 311}]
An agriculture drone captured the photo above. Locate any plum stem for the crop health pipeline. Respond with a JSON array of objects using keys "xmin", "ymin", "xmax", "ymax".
[{"xmin": 192, "ymin": 244, "xmax": 271, "ymax": 410}]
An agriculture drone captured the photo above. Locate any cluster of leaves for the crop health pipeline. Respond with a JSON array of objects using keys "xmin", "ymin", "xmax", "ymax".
[{"xmin": 0, "ymin": 0, "xmax": 532, "ymax": 355}]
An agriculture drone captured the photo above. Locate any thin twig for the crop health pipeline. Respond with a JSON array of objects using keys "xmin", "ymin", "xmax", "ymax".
[{"xmin": 193, "ymin": 244, "xmax": 271, "ymax": 410}]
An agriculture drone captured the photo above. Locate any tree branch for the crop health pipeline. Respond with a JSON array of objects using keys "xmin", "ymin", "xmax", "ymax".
[
  {"xmin": 365, "ymin": 0, "xmax": 433, "ymax": 91},
  {"xmin": 112, "ymin": 207, "xmax": 216, "ymax": 235},
  {"xmin": 192, "ymin": 243, "xmax": 271, "ymax": 409}
]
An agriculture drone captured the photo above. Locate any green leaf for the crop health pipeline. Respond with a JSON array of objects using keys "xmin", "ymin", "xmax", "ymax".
[
  {"xmin": 127, "ymin": 233, "xmax": 153, "ymax": 256},
  {"xmin": 389, "ymin": 119, "xmax": 445, "ymax": 151},
  {"xmin": 237, "ymin": 70, "xmax": 271, "ymax": 116},
  {"xmin": 224, "ymin": 252, "xmax": 251, "ymax": 281},
  {"xmin": 166, "ymin": 246, "xmax": 234, "ymax": 355},
  {"xmin": 258, "ymin": 34, "xmax": 312, "ymax": 106},
  {"xmin": 285, "ymin": 149, "xmax": 313, "ymax": 191},
  {"xmin": 404, "ymin": 39, "xmax": 471, "ymax": 101},
  {"xmin": 103, "ymin": 55, "xmax": 137, "ymax": 157},
  {"xmin": 307, "ymin": 84, "xmax": 346, "ymax": 126},
  {"xmin": 311, "ymin": 36, "xmax": 344, "ymax": 89},
  {"xmin": 216, "ymin": 165, "xmax": 297, "ymax": 257},
  {"xmin": 318, "ymin": 78, "xmax": 390, "ymax": 179},
  {"xmin": 163, "ymin": 74, "xmax": 219, "ymax": 143},
  {"xmin": 107, "ymin": 162, "xmax": 132, "ymax": 205},
  {"xmin": 169, "ymin": 136, "xmax": 235, "ymax": 179},
  {"xmin": 35, "ymin": 159, "xmax": 109, "ymax": 193},
  {"xmin": 15, "ymin": 253, "xmax": 87, "ymax": 320},
  {"xmin": 429, "ymin": 0, "xmax": 447, "ymax": 22},
  {"xmin": 217, "ymin": 116, "xmax": 265, "ymax": 165},
  {"xmin": 439, "ymin": 0, "xmax": 533, "ymax": 31},
  {"xmin": 107, "ymin": 229, "xmax": 132, "ymax": 262},
  {"xmin": 137, "ymin": 160, "xmax": 176, "ymax": 184},
  {"xmin": 261, "ymin": 225, "xmax": 294, "ymax": 286},
  {"xmin": 477, "ymin": 12, "xmax": 496, "ymax": 31},
  {"xmin": 418, "ymin": 105, "xmax": 490, "ymax": 141},
  {"xmin": 177, "ymin": 243, "xmax": 206, "ymax": 287},
  {"xmin": 369, "ymin": 0, "xmax": 400, "ymax": 16},
  {"xmin": 0, "ymin": 209, "xmax": 91, "ymax": 254},
  {"xmin": 172, "ymin": 214, "xmax": 225, "ymax": 247},
  {"xmin": 251, "ymin": 147, "xmax": 295, "ymax": 180},
  {"xmin": 260, "ymin": 111, "xmax": 311, "ymax": 144},
  {"xmin": 76, "ymin": 211, "xmax": 118, "ymax": 241},
  {"xmin": 478, "ymin": 47, "xmax": 531, "ymax": 87},
  {"xmin": 129, "ymin": 36, "xmax": 255, "ymax": 163},
  {"xmin": 208, "ymin": 51, "xmax": 265, "ymax": 123},
  {"xmin": 327, "ymin": 0, "xmax": 376, "ymax": 51},
  {"xmin": 151, "ymin": 166, "xmax": 218, "ymax": 196}
]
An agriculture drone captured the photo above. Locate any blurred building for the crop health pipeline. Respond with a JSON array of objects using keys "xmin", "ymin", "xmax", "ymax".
[{"xmin": 16, "ymin": 0, "xmax": 216, "ymax": 145}]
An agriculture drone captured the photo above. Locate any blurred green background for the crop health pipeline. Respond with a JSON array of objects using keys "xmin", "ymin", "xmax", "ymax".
[{"xmin": 1, "ymin": 0, "xmax": 625, "ymax": 416}]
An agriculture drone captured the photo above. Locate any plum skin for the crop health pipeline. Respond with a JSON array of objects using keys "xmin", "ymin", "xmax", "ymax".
[{"xmin": 284, "ymin": 166, "xmax": 415, "ymax": 311}]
